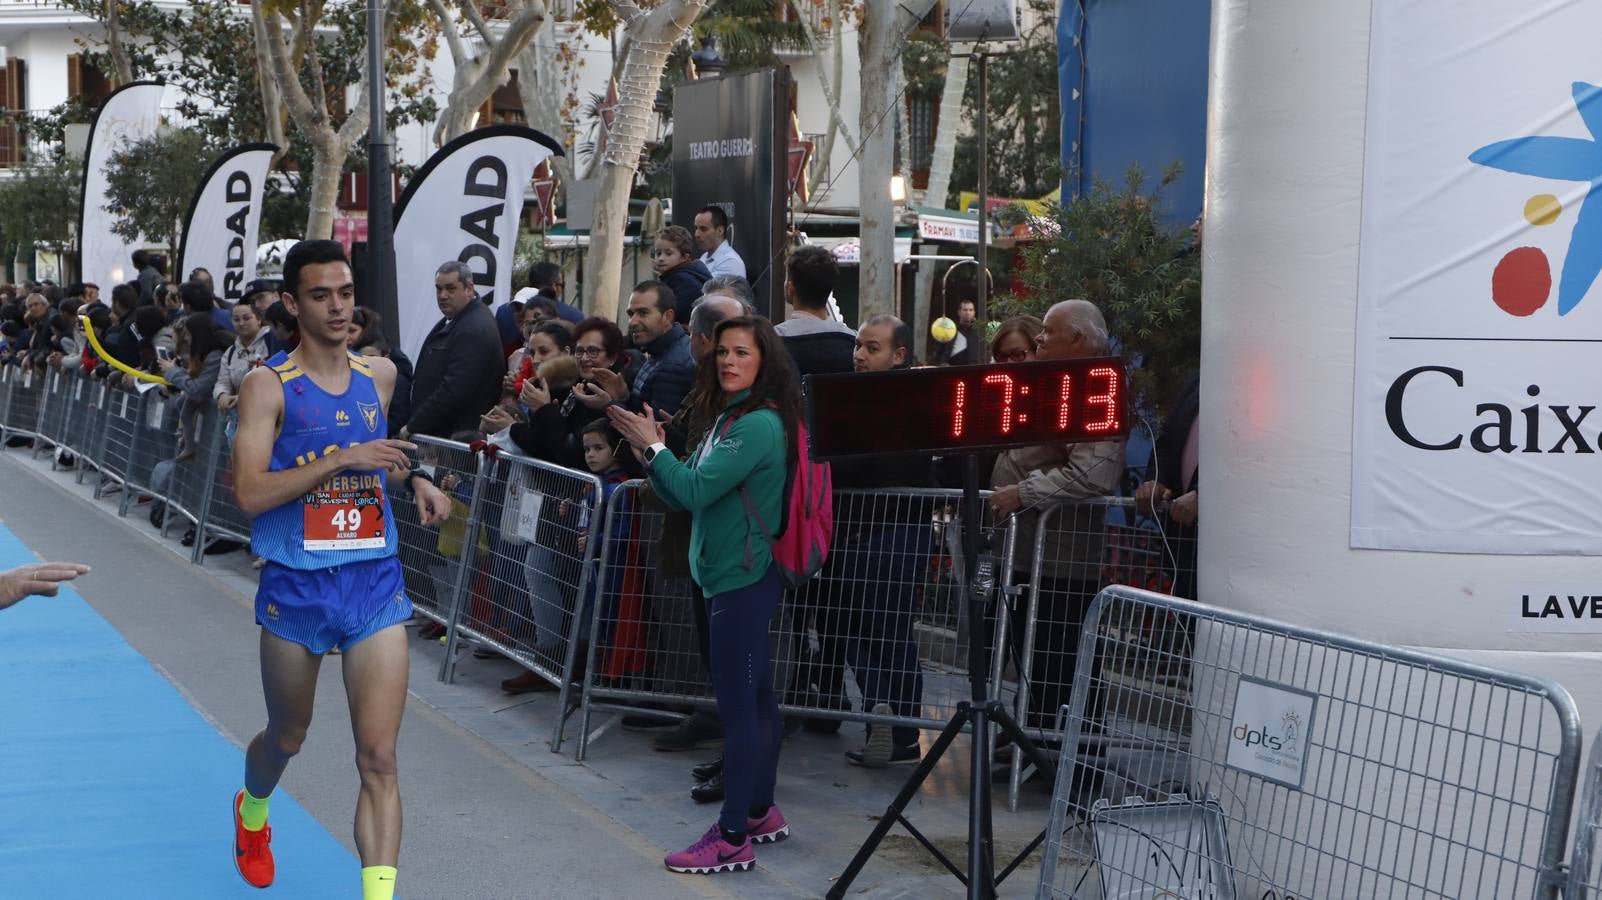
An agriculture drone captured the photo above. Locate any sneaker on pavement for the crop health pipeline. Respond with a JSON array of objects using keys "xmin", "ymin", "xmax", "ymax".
[
  {"xmin": 746, "ymin": 806, "xmax": 790, "ymax": 844},
  {"xmin": 232, "ymin": 790, "xmax": 274, "ymax": 888},
  {"xmin": 691, "ymin": 754, "xmax": 724, "ymax": 783},
  {"xmin": 859, "ymin": 704, "xmax": 895, "ymax": 766},
  {"xmin": 655, "ymin": 712, "xmax": 724, "ymax": 751},
  {"xmin": 846, "ymin": 743, "xmax": 921, "ymax": 767},
  {"xmin": 663, "ymin": 824, "xmax": 754, "ymax": 874},
  {"xmin": 690, "ymin": 772, "xmax": 725, "ymax": 804},
  {"xmin": 501, "ymin": 670, "xmax": 557, "ymax": 694},
  {"xmin": 622, "ymin": 712, "xmax": 681, "ymax": 731}
]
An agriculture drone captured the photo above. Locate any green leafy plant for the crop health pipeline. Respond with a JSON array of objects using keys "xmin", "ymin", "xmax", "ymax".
[
  {"xmin": 0, "ymin": 155, "xmax": 83, "ymax": 264},
  {"xmin": 996, "ymin": 162, "xmax": 1200, "ymax": 418},
  {"xmin": 102, "ymin": 129, "xmax": 221, "ymax": 261}
]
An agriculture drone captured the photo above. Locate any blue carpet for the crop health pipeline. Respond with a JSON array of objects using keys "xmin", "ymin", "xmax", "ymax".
[{"xmin": 0, "ymin": 524, "xmax": 360, "ymax": 898}]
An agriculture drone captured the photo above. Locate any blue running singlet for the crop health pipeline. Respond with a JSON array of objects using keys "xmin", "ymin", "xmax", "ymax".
[{"xmin": 249, "ymin": 350, "xmax": 400, "ymax": 570}]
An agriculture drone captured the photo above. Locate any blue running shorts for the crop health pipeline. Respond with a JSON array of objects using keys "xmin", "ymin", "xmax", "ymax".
[{"xmin": 255, "ymin": 556, "xmax": 414, "ymax": 654}]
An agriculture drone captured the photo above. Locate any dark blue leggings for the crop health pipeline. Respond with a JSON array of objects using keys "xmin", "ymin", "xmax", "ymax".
[{"xmin": 708, "ymin": 564, "xmax": 785, "ymax": 834}]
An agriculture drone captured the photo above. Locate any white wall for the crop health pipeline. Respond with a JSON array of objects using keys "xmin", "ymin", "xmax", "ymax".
[{"xmin": 785, "ymin": 23, "xmax": 864, "ymax": 211}]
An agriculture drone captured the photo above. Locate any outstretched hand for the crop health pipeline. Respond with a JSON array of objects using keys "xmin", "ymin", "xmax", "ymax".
[
  {"xmin": 339, "ymin": 438, "xmax": 417, "ymax": 473},
  {"xmin": 413, "ymin": 478, "xmax": 452, "ymax": 528},
  {"xmin": 0, "ymin": 562, "xmax": 91, "ymax": 611}
]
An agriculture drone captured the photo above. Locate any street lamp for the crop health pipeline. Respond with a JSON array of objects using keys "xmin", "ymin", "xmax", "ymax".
[{"xmin": 690, "ymin": 36, "xmax": 725, "ymax": 76}]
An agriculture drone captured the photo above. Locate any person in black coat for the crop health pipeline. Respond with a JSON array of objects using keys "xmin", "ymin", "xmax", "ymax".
[
  {"xmin": 651, "ymin": 226, "xmax": 712, "ymax": 325},
  {"xmin": 403, "ymin": 261, "xmax": 506, "ymax": 438}
]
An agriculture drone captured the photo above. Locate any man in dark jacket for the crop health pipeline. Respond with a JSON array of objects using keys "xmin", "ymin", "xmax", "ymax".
[
  {"xmin": 775, "ymin": 245, "xmax": 854, "ymax": 376},
  {"xmin": 1134, "ymin": 372, "xmax": 1199, "ymax": 600},
  {"xmin": 617, "ymin": 280, "xmax": 695, "ymax": 416},
  {"xmin": 403, "ymin": 261, "xmax": 505, "ymax": 438}
]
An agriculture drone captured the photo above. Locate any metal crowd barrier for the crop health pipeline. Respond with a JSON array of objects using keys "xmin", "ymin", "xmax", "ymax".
[
  {"xmin": 1036, "ymin": 585, "xmax": 1582, "ymax": 900},
  {"xmin": 394, "ymin": 435, "xmax": 485, "ymax": 637},
  {"xmin": 438, "ymin": 446, "xmax": 603, "ymax": 751},
  {"xmin": 573, "ymin": 484, "xmax": 1022, "ymax": 761},
  {"xmin": 31, "ymin": 368, "xmax": 71, "ymax": 458},
  {"xmin": 95, "ymin": 382, "xmax": 142, "ymax": 496},
  {"xmin": 0, "ymin": 365, "xmax": 45, "ymax": 441},
  {"xmin": 1567, "ymin": 728, "xmax": 1602, "ymax": 899},
  {"xmin": 1005, "ymin": 497, "xmax": 1199, "ymax": 809}
]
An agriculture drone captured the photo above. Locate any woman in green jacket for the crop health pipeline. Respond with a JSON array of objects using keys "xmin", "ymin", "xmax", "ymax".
[{"xmin": 608, "ymin": 315, "xmax": 797, "ymax": 875}]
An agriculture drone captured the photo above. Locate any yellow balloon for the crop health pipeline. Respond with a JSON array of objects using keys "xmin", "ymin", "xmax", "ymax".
[
  {"xmin": 930, "ymin": 316, "xmax": 958, "ymax": 343},
  {"xmin": 78, "ymin": 314, "xmax": 169, "ymax": 385}
]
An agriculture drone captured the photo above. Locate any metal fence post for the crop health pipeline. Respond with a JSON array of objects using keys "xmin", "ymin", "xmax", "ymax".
[
  {"xmin": 0, "ymin": 367, "xmax": 12, "ymax": 442},
  {"xmin": 574, "ymin": 480, "xmax": 632, "ymax": 762},
  {"xmin": 550, "ymin": 466, "xmax": 609, "ymax": 753},
  {"xmin": 437, "ymin": 450, "xmax": 490, "ymax": 684},
  {"xmin": 118, "ymin": 389, "xmax": 155, "ymax": 518},
  {"xmin": 190, "ymin": 413, "xmax": 226, "ymax": 565}
]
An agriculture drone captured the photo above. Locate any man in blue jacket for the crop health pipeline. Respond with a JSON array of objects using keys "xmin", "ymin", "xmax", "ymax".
[{"xmin": 617, "ymin": 280, "xmax": 695, "ymax": 416}]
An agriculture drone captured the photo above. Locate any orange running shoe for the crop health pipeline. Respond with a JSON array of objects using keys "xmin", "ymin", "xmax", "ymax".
[{"xmin": 232, "ymin": 789, "xmax": 275, "ymax": 888}]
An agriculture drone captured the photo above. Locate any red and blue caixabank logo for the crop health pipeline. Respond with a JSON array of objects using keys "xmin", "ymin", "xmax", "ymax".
[{"xmin": 1469, "ymin": 81, "xmax": 1602, "ymax": 317}]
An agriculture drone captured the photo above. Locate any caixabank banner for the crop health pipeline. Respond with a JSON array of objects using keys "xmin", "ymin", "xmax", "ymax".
[{"xmin": 1352, "ymin": 2, "xmax": 1602, "ymax": 554}]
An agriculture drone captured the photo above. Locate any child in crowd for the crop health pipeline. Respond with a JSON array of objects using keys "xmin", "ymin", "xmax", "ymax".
[{"xmin": 570, "ymin": 419, "xmax": 647, "ymax": 683}]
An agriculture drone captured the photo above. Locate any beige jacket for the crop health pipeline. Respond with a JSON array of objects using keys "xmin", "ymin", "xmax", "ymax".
[{"xmin": 991, "ymin": 437, "xmax": 1125, "ymax": 582}]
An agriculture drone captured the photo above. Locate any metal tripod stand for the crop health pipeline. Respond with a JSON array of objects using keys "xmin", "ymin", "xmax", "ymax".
[{"xmin": 826, "ymin": 455, "xmax": 1059, "ymax": 899}]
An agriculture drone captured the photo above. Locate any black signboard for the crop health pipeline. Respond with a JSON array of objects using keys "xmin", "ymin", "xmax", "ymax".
[{"xmin": 672, "ymin": 67, "xmax": 790, "ymax": 320}]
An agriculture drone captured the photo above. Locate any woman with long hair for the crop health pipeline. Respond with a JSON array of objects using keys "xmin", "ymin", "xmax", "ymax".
[{"xmin": 608, "ymin": 315, "xmax": 798, "ymax": 874}]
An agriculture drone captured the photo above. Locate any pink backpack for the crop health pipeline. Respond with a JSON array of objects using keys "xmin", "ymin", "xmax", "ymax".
[{"xmin": 735, "ymin": 415, "xmax": 833, "ymax": 588}]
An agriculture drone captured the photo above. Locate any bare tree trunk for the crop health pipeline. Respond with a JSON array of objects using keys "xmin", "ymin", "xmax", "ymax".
[
  {"xmin": 305, "ymin": 134, "xmax": 346, "ymax": 240},
  {"xmin": 806, "ymin": 0, "xmax": 854, "ymax": 194},
  {"xmin": 516, "ymin": 21, "xmax": 573, "ymax": 186},
  {"xmin": 911, "ymin": 45, "xmax": 970, "ymax": 340},
  {"xmin": 427, "ymin": 0, "xmax": 548, "ymax": 146},
  {"xmin": 104, "ymin": 0, "xmax": 134, "ymax": 83},
  {"xmin": 584, "ymin": 0, "xmax": 706, "ymax": 318},
  {"xmin": 856, "ymin": 0, "xmax": 899, "ymax": 322},
  {"xmin": 254, "ymin": 0, "xmax": 389, "ymax": 239},
  {"xmin": 922, "ymin": 46, "xmax": 969, "ymax": 209},
  {"xmin": 250, "ymin": 3, "xmax": 289, "ymax": 159},
  {"xmin": 857, "ymin": 0, "xmax": 939, "ymax": 322}
]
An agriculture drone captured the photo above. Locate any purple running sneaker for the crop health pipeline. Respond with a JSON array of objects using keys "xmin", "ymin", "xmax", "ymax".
[
  {"xmin": 746, "ymin": 806, "xmax": 790, "ymax": 844},
  {"xmin": 664, "ymin": 824, "xmax": 755, "ymax": 874}
]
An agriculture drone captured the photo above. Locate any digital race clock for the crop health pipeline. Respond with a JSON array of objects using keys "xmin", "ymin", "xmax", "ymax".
[{"xmin": 803, "ymin": 358, "xmax": 1129, "ymax": 459}]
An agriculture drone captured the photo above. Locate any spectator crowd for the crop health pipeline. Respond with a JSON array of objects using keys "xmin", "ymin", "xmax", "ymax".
[{"xmin": 0, "ymin": 218, "xmax": 1198, "ymax": 813}]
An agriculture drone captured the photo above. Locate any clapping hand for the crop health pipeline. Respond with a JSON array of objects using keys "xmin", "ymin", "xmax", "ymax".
[
  {"xmin": 590, "ymin": 368, "xmax": 627, "ymax": 400},
  {"xmin": 606, "ymin": 403, "xmax": 666, "ymax": 451},
  {"xmin": 519, "ymin": 377, "xmax": 551, "ymax": 411},
  {"xmin": 573, "ymin": 380, "xmax": 613, "ymax": 410},
  {"xmin": 480, "ymin": 406, "xmax": 515, "ymax": 434}
]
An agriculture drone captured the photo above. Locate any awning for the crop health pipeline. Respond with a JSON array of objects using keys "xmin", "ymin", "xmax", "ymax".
[{"xmin": 806, "ymin": 235, "xmax": 914, "ymax": 265}]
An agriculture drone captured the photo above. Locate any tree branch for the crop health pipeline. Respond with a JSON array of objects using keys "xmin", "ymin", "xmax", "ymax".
[
  {"xmin": 302, "ymin": 0, "xmax": 330, "ymax": 129},
  {"xmin": 457, "ymin": 0, "xmax": 495, "ymax": 45},
  {"xmin": 104, "ymin": 0, "xmax": 134, "ymax": 83},
  {"xmin": 428, "ymin": 0, "xmax": 470, "ymax": 64},
  {"xmin": 254, "ymin": 0, "xmax": 323, "ymax": 134}
]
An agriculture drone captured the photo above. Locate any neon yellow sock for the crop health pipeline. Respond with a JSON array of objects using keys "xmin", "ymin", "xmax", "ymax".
[
  {"xmin": 361, "ymin": 865, "xmax": 397, "ymax": 900},
  {"xmin": 238, "ymin": 789, "xmax": 270, "ymax": 832}
]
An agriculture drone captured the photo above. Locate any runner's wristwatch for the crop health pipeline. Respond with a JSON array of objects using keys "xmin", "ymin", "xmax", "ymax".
[{"xmin": 405, "ymin": 467, "xmax": 433, "ymax": 488}]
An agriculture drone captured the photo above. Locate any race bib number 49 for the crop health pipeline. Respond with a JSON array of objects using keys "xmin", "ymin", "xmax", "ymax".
[{"xmin": 304, "ymin": 475, "xmax": 386, "ymax": 551}]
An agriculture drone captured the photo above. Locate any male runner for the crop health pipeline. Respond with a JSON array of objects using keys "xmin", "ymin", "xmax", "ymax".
[{"xmin": 229, "ymin": 240, "xmax": 450, "ymax": 898}]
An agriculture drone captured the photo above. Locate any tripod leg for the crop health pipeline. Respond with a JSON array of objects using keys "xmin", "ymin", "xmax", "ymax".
[
  {"xmin": 825, "ymin": 705, "xmax": 972, "ymax": 900},
  {"xmin": 986, "ymin": 700, "xmax": 1060, "ymax": 778},
  {"xmin": 968, "ymin": 704, "xmax": 997, "ymax": 900}
]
